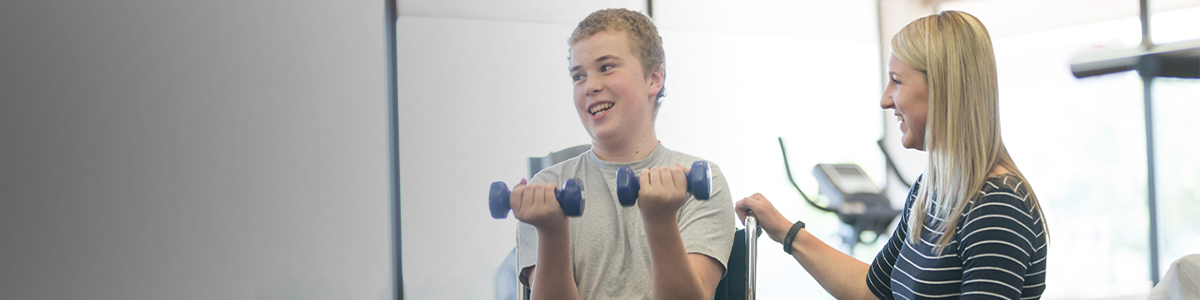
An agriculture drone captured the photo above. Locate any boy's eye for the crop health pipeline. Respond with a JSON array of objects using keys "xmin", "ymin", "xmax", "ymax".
[
  {"xmin": 601, "ymin": 64, "xmax": 613, "ymax": 72},
  {"xmin": 572, "ymin": 74, "xmax": 584, "ymax": 81}
]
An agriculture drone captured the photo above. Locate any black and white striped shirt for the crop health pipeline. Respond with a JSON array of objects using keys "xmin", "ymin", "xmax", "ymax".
[{"xmin": 867, "ymin": 174, "xmax": 1047, "ymax": 300}]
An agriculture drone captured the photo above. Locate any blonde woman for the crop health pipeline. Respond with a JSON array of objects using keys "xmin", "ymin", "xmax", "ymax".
[{"xmin": 735, "ymin": 11, "xmax": 1048, "ymax": 300}]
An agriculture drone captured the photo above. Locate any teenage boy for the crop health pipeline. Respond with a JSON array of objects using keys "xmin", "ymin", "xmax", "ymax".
[{"xmin": 509, "ymin": 8, "xmax": 734, "ymax": 300}]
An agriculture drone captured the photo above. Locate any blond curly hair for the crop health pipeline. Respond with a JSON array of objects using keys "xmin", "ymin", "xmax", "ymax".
[{"xmin": 569, "ymin": 8, "xmax": 666, "ymax": 109}]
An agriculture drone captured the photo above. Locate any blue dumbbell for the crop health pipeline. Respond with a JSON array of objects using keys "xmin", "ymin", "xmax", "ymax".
[
  {"xmin": 615, "ymin": 161, "xmax": 712, "ymax": 206},
  {"xmin": 489, "ymin": 179, "xmax": 586, "ymax": 219}
]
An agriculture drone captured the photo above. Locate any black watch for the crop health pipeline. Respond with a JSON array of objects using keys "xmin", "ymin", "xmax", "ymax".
[{"xmin": 782, "ymin": 220, "xmax": 806, "ymax": 254}]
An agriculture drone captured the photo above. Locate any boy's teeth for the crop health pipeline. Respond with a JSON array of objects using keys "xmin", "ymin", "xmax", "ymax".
[{"xmin": 590, "ymin": 103, "xmax": 612, "ymax": 115}]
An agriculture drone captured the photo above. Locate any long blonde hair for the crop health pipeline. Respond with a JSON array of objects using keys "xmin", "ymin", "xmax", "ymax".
[{"xmin": 892, "ymin": 11, "xmax": 1047, "ymax": 253}]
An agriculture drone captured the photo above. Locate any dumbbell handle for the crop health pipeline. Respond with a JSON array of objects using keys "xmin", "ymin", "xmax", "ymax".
[
  {"xmin": 489, "ymin": 179, "xmax": 585, "ymax": 219},
  {"xmin": 616, "ymin": 161, "xmax": 712, "ymax": 206}
]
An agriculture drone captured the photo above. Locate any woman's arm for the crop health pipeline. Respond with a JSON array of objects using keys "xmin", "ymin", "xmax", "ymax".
[
  {"xmin": 789, "ymin": 228, "xmax": 879, "ymax": 300},
  {"xmin": 736, "ymin": 193, "xmax": 881, "ymax": 300}
]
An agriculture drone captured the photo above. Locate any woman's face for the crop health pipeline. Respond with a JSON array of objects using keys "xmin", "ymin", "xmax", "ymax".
[{"xmin": 881, "ymin": 55, "xmax": 929, "ymax": 151}]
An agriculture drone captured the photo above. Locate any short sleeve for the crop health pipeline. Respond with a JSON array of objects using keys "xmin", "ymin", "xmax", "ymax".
[{"xmin": 676, "ymin": 162, "xmax": 735, "ymax": 274}]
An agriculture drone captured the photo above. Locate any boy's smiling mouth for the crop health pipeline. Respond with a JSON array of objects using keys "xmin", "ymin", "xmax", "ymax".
[{"xmin": 588, "ymin": 101, "xmax": 614, "ymax": 116}]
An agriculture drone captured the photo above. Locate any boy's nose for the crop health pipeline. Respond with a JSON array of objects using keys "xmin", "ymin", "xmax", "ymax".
[{"xmin": 585, "ymin": 78, "xmax": 603, "ymax": 97}]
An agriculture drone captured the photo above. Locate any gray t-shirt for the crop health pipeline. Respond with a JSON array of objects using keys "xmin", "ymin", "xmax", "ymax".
[{"xmin": 517, "ymin": 143, "xmax": 735, "ymax": 299}]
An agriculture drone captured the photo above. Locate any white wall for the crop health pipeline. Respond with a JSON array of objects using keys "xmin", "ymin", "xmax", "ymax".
[
  {"xmin": 0, "ymin": 1, "xmax": 392, "ymax": 299},
  {"xmin": 396, "ymin": 1, "xmax": 885, "ymax": 299},
  {"xmin": 399, "ymin": 0, "xmax": 645, "ymax": 25},
  {"xmin": 397, "ymin": 1, "xmax": 1200, "ymax": 299},
  {"xmin": 396, "ymin": 16, "xmax": 583, "ymax": 299},
  {"xmin": 939, "ymin": 0, "xmax": 1200, "ymax": 38}
]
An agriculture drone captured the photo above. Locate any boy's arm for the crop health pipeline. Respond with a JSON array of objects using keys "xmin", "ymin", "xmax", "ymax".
[
  {"xmin": 643, "ymin": 214, "xmax": 724, "ymax": 300},
  {"xmin": 638, "ymin": 164, "xmax": 730, "ymax": 300},
  {"xmin": 510, "ymin": 180, "xmax": 580, "ymax": 300},
  {"xmin": 527, "ymin": 226, "xmax": 579, "ymax": 300}
]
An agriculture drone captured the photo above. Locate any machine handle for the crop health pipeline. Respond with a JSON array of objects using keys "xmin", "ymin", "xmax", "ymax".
[{"xmin": 745, "ymin": 215, "xmax": 759, "ymax": 300}]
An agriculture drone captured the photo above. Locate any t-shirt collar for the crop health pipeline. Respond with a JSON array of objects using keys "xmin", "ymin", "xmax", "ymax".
[{"xmin": 586, "ymin": 141, "xmax": 667, "ymax": 173}]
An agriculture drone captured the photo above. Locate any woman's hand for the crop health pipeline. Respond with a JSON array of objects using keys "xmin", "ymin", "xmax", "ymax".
[{"xmin": 735, "ymin": 193, "xmax": 794, "ymax": 244}]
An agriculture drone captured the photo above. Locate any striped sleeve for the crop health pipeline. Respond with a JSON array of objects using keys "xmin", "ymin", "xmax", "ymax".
[
  {"xmin": 866, "ymin": 199, "xmax": 910, "ymax": 300},
  {"xmin": 957, "ymin": 187, "xmax": 1038, "ymax": 299}
]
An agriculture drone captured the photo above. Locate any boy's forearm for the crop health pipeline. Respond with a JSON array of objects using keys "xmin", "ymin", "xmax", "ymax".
[
  {"xmin": 642, "ymin": 215, "xmax": 708, "ymax": 300},
  {"xmin": 530, "ymin": 226, "xmax": 580, "ymax": 300}
]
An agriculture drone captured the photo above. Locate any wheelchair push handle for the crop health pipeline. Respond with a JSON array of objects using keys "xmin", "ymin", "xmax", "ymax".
[{"xmin": 745, "ymin": 215, "xmax": 759, "ymax": 300}]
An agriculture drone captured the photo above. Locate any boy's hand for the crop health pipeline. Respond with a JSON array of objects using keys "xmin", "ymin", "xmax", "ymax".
[
  {"xmin": 510, "ymin": 179, "xmax": 568, "ymax": 230},
  {"xmin": 636, "ymin": 163, "xmax": 691, "ymax": 220}
]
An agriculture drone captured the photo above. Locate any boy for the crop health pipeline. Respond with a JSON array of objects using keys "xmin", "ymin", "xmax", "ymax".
[{"xmin": 509, "ymin": 8, "xmax": 734, "ymax": 300}]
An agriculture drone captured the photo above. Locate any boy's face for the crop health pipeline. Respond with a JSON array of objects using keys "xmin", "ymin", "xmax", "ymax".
[{"xmin": 568, "ymin": 30, "xmax": 663, "ymax": 146}]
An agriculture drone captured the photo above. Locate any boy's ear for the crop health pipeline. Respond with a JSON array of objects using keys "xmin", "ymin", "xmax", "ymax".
[{"xmin": 647, "ymin": 64, "xmax": 665, "ymax": 97}]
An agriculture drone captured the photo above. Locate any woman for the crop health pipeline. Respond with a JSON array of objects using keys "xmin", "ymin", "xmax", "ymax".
[{"xmin": 736, "ymin": 11, "xmax": 1048, "ymax": 300}]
